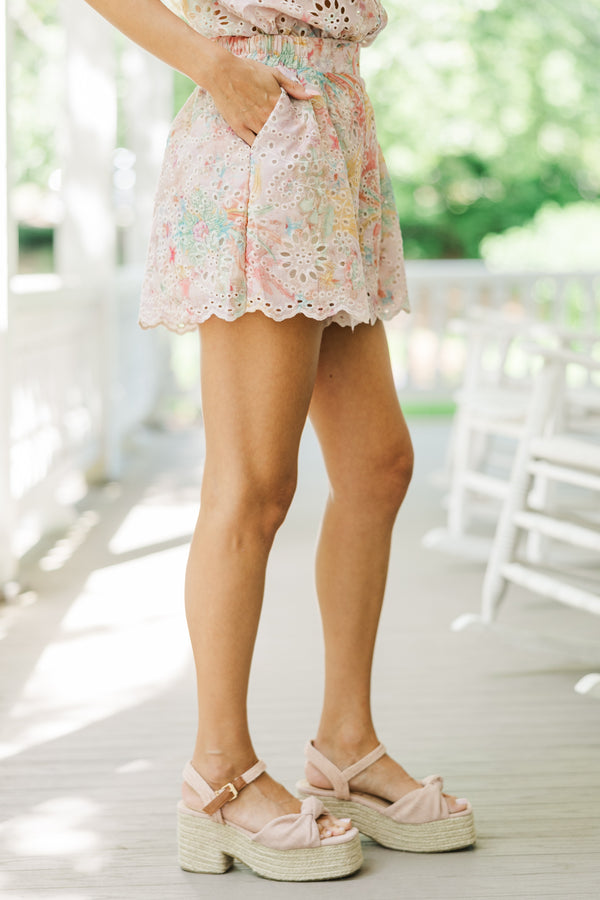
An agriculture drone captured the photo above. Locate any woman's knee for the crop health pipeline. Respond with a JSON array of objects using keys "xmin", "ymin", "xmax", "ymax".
[
  {"xmin": 333, "ymin": 438, "xmax": 414, "ymax": 514},
  {"xmin": 376, "ymin": 442, "xmax": 414, "ymax": 509},
  {"xmin": 201, "ymin": 467, "xmax": 297, "ymax": 542},
  {"xmin": 250, "ymin": 474, "xmax": 297, "ymax": 536}
]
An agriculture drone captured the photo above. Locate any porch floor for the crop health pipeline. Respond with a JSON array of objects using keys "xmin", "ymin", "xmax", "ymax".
[{"xmin": 1, "ymin": 417, "xmax": 599, "ymax": 899}]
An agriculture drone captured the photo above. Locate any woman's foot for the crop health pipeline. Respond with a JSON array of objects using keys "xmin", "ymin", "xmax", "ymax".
[
  {"xmin": 307, "ymin": 738, "xmax": 468, "ymax": 814},
  {"xmin": 185, "ymin": 756, "xmax": 353, "ymax": 839}
]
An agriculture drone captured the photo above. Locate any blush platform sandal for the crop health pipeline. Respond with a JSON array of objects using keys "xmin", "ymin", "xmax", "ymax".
[
  {"xmin": 177, "ymin": 758, "xmax": 363, "ymax": 881},
  {"xmin": 296, "ymin": 741, "xmax": 476, "ymax": 853}
]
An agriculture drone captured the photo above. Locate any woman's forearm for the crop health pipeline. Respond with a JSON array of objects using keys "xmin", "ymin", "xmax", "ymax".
[{"xmin": 81, "ymin": 0, "xmax": 228, "ymax": 89}]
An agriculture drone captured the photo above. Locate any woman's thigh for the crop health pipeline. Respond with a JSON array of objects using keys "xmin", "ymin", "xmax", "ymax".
[
  {"xmin": 309, "ymin": 320, "xmax": 413, "ymax": 494},
  {"xmin": 199, "ymin": 311, "xmax": 325, "ymax": 495}
]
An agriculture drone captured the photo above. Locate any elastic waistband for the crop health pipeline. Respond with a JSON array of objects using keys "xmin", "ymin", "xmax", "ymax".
[{"xmin": 213, "ymin": 34, "xmax": 361, "ymax": 76}]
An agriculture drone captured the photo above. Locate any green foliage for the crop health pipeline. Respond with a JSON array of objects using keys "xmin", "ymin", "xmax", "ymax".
[
  {"xmin": 17, "ymin": 224, "xmax": 54, "ymax": 273},
  {"xmin": 10, "ymin": 0, "xmax": 63, "ymax": 189},
  {"xmin": 363, "ymin": 0, "xmax": 600, "ymax": 258},
  {"xmin": 174, "ymin": 71, "xmax": 196, "ymax": 114}
]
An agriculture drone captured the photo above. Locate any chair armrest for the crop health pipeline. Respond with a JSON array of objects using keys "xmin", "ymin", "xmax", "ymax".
[
  {"xmin": 448, "ymin": 307, "xmax": 530, "ymax": 337},
  {"xmin": 523, "ymin": 342, "xmax": 600, "ymax": 371},
  {"xmin": 529, "ymin": 323, "xmax": 600, "ymax": 345}
]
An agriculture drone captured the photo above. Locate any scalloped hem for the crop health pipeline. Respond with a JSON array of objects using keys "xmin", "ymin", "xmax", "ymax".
[{"xmin": 138, "ymin": 296, "xmax": 410, "ymax": 335}]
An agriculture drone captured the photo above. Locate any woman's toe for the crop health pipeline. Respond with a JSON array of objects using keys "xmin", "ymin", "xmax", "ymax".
[
  {"xmin": 444, "ymin": 793, "xmax": 469, "ymax": 813},
  {"xmin": 318, "ymin": 813, "xmax": 353, "ymax": 838},
  {"xmin": 331, "ymin": 815, "xmax": 352, "ymax": 833}
]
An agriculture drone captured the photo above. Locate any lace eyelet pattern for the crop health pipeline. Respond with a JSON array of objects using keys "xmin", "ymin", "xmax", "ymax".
[
  {"xmin": 138, "ymin": 29, "xmax": 409, "ymax": 333},
  {"xmin": 169, "ymin": 1, "xmax": 388, "ymax": 47}
]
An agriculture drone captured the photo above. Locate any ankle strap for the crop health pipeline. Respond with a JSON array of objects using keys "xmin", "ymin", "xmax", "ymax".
[
  {"xmin": 183, "ymin": 759, "xmax": 266, "ymax": 816},
  {"xmin": 202, "ymin": 759, "xmax": 266, "ymax": 815},
  {"xmin": 342, "ymin": 743, "xmax": 386, "ymax": 782},
  {"xmin": 305, "ymin": 740, "xmax": 386, "ymax": 800}
]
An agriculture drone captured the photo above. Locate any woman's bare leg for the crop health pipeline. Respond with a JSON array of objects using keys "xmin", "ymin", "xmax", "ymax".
[
  {"xmin": 184, "ymin": 311, "xmax": 349, "ymax": 836},
  {"xmin": 307, "ymin": 321, "xmax": 467, "ymax": 811}
]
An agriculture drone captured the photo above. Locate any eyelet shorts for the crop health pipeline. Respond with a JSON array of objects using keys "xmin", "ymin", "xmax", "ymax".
[{"xmin": 138, "ymin": 33, "xmax": 410, "ymax": 333}]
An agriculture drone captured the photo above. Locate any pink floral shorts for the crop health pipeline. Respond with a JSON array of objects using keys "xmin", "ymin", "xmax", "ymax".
[{"xmin": 138, "ymin": 33, "xmax": 409, "ymax": 333}]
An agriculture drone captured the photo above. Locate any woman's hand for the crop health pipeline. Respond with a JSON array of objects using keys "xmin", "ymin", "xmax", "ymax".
[
  {"xmin": 81, "ymin": 0, "xmax": 319, "ymax": 146},
  {"xmin": 208, "ymin": 53, "xmax": 320, "ymax": 146}
]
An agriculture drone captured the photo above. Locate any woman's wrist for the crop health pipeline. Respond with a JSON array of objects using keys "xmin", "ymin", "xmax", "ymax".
[{"xmin": 185, "ymin": 39, "xmax": 232, "ymax": 92}]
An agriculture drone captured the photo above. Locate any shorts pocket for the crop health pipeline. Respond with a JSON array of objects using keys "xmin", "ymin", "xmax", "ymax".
[
  {"xmin": 252, "ymin": 87, "xmax": 288, "ymax": 147},
  {"xmin": 245, "ymin": 86, "xmax": 350, "ymax": 318}
]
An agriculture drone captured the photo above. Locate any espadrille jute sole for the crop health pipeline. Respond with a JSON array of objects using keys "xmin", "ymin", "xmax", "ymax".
[
  {"xmin": 296, "ymin": 791, "xmax": 476, "ymax": 853},
  {"xmin": 177, "ymin": 805, "xmax": 363, "ymax": 881}
]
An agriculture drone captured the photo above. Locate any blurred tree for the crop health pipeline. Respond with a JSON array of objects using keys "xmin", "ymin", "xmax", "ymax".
[
  {"xmin": 364, "ymin": 0, "xmax": 600, "ymax": 258},
  {"xmin": 11, "ymin": 0, "xmax": 63, "ymax": 192}
]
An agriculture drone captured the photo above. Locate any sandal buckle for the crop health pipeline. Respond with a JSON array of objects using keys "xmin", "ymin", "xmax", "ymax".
[{"xmin": 215, "ymin": 781, "xmax": 238, "ymax": 802}]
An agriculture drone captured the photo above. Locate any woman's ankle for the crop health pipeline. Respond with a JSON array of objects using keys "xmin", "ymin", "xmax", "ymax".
[
  {"xmin": 191, "ymin": 746, "xmax": 259, "ymax": 787},
  {"xmin": 314, "ymin": 723, "xmax": 380, "ymax": 767}
]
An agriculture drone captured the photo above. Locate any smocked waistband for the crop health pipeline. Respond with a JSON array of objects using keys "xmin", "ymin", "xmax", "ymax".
[{"xmin": 213, "ymin": 33, "xmax": 361, "ymax": 75}]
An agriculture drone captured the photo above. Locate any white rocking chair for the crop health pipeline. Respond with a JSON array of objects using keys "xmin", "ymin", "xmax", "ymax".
[
  {"xmin": 455, "ymin": 343, "xmax": 600, "ymax": 694},
  {"xmin": 424, "ymin": 306, "xmax": 599, "ymax": 562}
]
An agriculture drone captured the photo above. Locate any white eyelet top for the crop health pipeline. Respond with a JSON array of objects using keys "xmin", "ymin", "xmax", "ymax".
[{"xmin": 170, "ymin": 1, "xmax": 388, "ymax": 46}]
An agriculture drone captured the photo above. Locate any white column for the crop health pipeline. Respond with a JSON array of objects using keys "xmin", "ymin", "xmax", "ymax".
[
  {"xmin": 56, "ymin": 0, "xmax": 120, "ymax": 478},
  {"xmin": 119, "ymin": 43, "xmax": 173, "ymax": 267},
  {"xmin": 117, "ymin": 42, "xmax": 176, "ymax": 425},
  {"xmin": 0, "ymin": 6, "xmax": 19, "ymax": 591}
]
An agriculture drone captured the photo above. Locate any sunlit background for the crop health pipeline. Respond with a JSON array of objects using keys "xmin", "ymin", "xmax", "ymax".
[{"xmin": 1, "ymin": 2, "xmax": 600, "ymax": 896}]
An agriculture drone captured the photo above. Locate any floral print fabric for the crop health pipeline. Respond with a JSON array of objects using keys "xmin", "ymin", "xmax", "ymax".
[
  {"xmin": 166, "ymin": 0, "xmax": 388, "ymax": 46},
  {"xmin": 139, "ymin": 33, "xmax": 409, "ymax": 332}
]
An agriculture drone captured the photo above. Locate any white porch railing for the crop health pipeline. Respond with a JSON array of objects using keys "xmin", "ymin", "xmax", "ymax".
[
  {"xmin": 3, "ymin": 268, "xmax": 169, "ymax": 575},
  {"xmin": 389, "ymin": 261, "xmax": 600, "ymax": 402}
]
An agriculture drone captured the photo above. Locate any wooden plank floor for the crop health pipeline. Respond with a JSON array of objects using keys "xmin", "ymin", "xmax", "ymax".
[{"xmin": 1, "ymin": 417, "xmax": 599, "ymax": 899}]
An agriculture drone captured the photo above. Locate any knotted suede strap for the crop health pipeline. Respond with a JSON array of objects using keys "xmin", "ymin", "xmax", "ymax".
[
  {"xmin": 384, "ymin": 774, "xmax": 451, "ymax": 824},
  {"xmin": 198, "ymin": 759, "xmax": 266, "ymax": 816}
]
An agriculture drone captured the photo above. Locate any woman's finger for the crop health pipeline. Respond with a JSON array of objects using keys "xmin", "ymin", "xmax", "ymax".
[
  {"xmin": 239, "ymin": 125, "xmax": 259, "ymax": 146},
  {"xmin": 273, "ymin": 70, "xmax": 321, "ymax": 100}
]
